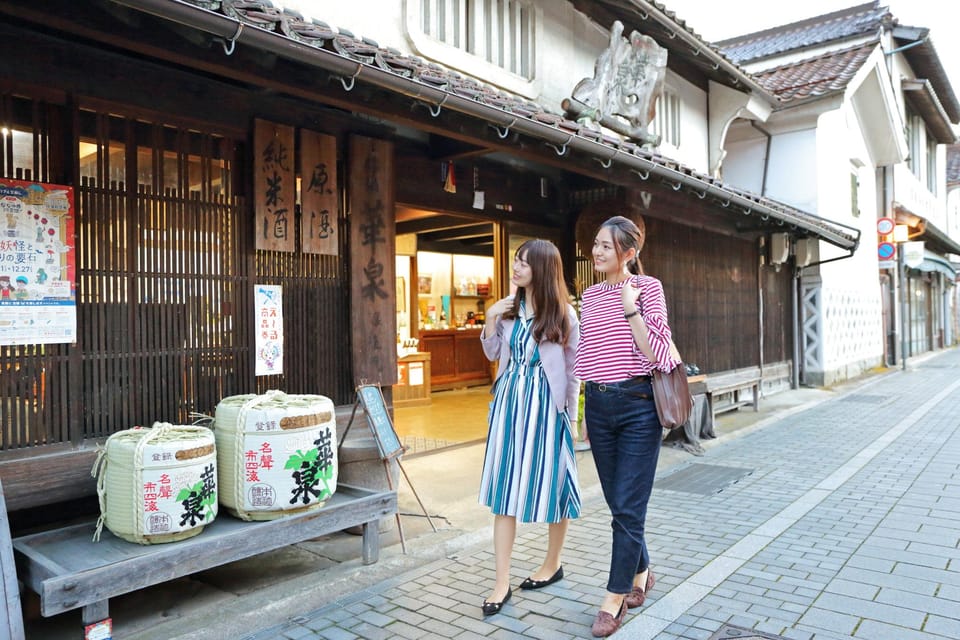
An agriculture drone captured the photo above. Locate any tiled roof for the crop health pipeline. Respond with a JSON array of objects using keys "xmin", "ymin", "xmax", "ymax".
[
  {"xmin": 753, "ymin": 43, "xmax": 875, "ymax": 102},
  {"xmin": 120, "ymin": 0, "xmax": 858, "ymax": 248},
  {"xmin": 717, "ymin": 1, "xmax": 888, "ymax": 65}
]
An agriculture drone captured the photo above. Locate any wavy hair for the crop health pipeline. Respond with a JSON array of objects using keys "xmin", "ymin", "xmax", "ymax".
[{"xmin": 503, "ymin": 239, "xmax": 571, "ymax": 344}]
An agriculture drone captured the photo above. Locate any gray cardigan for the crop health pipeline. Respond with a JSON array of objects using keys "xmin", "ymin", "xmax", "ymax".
[{"xmin": 480, "ymin": 304, "xmax": 580, "ymax": 419}]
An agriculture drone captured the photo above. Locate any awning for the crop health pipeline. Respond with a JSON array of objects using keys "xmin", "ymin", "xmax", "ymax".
[{"xmin": 910, "ymin": 250, "xmax": 958, "ymax": 280}]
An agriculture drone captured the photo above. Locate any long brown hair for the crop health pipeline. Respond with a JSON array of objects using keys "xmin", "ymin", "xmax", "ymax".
[
  {"xmin": 503, "ymin": 239, "xmax": 571, "ymax": 344},
  {"xmin": 599, "ymin": 215, "xmax": 645, "ymax": 275}
]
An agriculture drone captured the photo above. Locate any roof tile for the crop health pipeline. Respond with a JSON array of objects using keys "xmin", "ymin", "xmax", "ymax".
[
  {"xmin": 754, "ymin": 43, "xmax": 875, "ymax": 102},
  {"xmin": 717, "ymin": 1, "xmax": 887, "ymax": 64}
]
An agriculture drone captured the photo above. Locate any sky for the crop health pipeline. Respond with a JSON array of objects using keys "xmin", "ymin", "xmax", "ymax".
[{"xmin": 662, "ymin": 0, "xmax": 960, "ymax": 111}]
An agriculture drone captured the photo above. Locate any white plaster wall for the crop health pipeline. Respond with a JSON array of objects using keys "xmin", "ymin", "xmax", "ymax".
[
  {"xmin": 764, "ymin": 129, "xmax": 818, "ymax": 213},
  {"xmin": 816, "ymin": 108, "xmax": 885, "ymax": 378},
  {"xmin": 665, "ymin": 73, "xmax": 709, "ymax": 173},
  {"xmin": 949, "ymin": 185, "xmax": 960, "ymax": 242},
  {"xmin": 721, "ymin": 126, "xmax": 766, "ymax": 194},
  {"xmin": 275, "ymin": 1, "xmax": 712, "ymax": 169}
]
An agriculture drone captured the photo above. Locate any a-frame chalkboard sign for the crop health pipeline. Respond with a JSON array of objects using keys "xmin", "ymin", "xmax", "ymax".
[{"xmin": 340, "ymin": 384, "xmax": 436, "ymax": 551}]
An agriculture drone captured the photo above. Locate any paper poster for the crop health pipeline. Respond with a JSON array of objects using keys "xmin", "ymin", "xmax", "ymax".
[
  {"xmin": 0, "ymin": 179, "xmax": 76, "ymax": 346},
  {"xmin": 255, "ymin": 284, "xmax": 283, "ymax": 376}
]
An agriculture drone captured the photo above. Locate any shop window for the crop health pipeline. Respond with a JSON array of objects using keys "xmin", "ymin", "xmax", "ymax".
[
  {"xmin": 850, "ymin": 163, "xmax": 860, "ymax": 217},
  {"xmin": 651, "ymin": 89, "xmax": 680, "ymax": 148},
  {"xmin": 0, "ymin": 94, "xmax": 59, "ymax": 183},
  {"xmin": 905, "ymin": 108, "xmax": 922, "ymax": 178},
  {"xmin": 407, "ymin": 0, "xmax": 541, "ymax": 97},
  {"xmin": 926, "ymin": 134, "xmax": 937, "ymax": 195}
]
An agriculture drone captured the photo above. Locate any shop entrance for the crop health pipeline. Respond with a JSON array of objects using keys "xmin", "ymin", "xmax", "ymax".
[{"xmin": 393, "ymin": 207, "xmax": 499, "ymax": 454}]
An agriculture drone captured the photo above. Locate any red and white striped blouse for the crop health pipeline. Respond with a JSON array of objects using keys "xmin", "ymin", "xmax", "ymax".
[{"xmin": 574, "ymin": 274, "xmax": 677, "ymax": 383}]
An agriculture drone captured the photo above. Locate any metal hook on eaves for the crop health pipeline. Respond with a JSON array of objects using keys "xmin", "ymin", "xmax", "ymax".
[
  {"xmin": 428, "ymin": 94, "xmax": 449, "ymax": 118},
  {"xmin": 338, "ymin": 66, "xmax": 362, "ymax": 92},
  {"xmin": 220, "ymin": 21, "xmax": 244, "ymax": 56},
  {"xmin": 546, "ymin": 134, "xmax": 574, "ymax": 156},
  {"xmin": 493, "ymin": 118, "xmax": 517, "ymax": 139}
]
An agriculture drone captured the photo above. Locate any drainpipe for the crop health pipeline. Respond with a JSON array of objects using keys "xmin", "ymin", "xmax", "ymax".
[
  {"xmin": 751, "ymin": 121, "xmax": 771, "ymax": 386},
  {"xmin": 750, "ymin": 121, "xmax": 772, "ymax": 197},
  {"xmin": 792, "ymin": 265, "xmax": 800, "ymax": 389},
  {"xmin": 109, "ymin": 0, "xmax": 862, "ymax": 250}
]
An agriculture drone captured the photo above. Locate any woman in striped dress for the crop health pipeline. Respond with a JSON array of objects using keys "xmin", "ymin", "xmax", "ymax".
[
  {"xmin": 478, "ymin": 238, "xmax": 581, "ymax": 617},
  {"xmin": 575, "ymin": 216, "xmax": 679, "ymax": 637}
]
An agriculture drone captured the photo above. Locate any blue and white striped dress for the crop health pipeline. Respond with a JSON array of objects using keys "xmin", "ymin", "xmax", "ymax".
[{"xmin": 479, "ymin": 305, "xmax": 581, "ymax": 523}]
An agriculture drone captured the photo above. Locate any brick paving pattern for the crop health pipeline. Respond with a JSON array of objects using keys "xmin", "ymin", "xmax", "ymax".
[{"xmin": 247, "ymin": 350, "xmax": 960, "ymax": 640}]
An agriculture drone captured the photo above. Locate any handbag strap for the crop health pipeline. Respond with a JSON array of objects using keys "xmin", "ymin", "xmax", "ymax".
[{"xmin": 635, "ymin": 278, "xmax": 682, "ymax": 363}]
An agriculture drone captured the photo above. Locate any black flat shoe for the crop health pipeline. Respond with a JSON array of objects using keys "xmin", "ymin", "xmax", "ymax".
[
  {"xmin": 519, "ymin": 566, "xmax": 564, "ymax": 590},
  {"xmin": 481, "ymin": 588, "xmax": 512, "ymax": 616}
]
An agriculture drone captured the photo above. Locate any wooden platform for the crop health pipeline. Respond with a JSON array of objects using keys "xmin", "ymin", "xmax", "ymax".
[{"xmin": 12, "ymin": 484, "xmax": 396, "ymax": 625}]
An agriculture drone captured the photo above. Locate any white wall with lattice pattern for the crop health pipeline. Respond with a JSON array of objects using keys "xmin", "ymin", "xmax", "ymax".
[{"xmin": 819, "ymin": 285, "xmax": 885, "ymax": 385}]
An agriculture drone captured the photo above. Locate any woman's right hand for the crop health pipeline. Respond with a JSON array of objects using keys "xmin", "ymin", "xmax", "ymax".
[{"xmin": 486, "ymin": 295, "xmax": 515, "ymax": 322}]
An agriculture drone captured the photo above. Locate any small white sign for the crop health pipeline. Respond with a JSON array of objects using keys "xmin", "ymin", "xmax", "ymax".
[
  {"xmin": 409, "ymin": 361, "xmax": 424, "ymax": 386},
  {"xmin": 902, "ymin": 241, "xmax": 925, "ymax": 269}
]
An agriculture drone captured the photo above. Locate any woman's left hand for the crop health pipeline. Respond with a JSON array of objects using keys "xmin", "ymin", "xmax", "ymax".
[{"xmin": 621, "ymin": 277, "xmax": 642, "ymax": 314}]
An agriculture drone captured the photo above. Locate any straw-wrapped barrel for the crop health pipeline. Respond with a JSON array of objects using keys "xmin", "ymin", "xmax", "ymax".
[
  {"xmin": 91, "ymin": 422, "xmax": 218, "ymax": 544},
  {"xmin": 215, "ymin": 391, "xmax": 338, "ymax": 521}
]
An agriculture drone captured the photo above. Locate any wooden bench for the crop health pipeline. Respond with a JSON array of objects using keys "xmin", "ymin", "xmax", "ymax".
[
  {"xmin": 12, "ymin": 483, "xmax": 396, "ymax": 627},
  {"xmin": 703, "ymin": 367, "xmax": 761, "ymax": 423}
]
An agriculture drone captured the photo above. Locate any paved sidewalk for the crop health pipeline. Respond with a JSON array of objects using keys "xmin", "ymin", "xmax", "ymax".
[{"xmin": 243, "ymin": 349, "xmax": 960, "ymax": 640}]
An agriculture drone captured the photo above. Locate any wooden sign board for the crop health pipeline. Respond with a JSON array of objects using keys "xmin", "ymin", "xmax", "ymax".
[
  {"xmin": 299, "ymin": 129, "xmax": 339, "ymax": 255},
  {"xmin": 357, "ymin": 384, "xmax": 404, "ymax": 460},
  {"xmin": 254, "ymin": 118, "xmax": 295, "ymax": 252},
  {"xmin": 348, "ymin": 135, "xmax": 397, "ymax": 385}
]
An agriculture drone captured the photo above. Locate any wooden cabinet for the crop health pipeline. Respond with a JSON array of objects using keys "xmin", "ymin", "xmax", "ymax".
[
  {"xmin": 419, "ymin": 328, "xmax": 491, "ymax": 390},
  {"xmin": 393, "ymin": 352, "xmax": 432, "ymax": 407}
]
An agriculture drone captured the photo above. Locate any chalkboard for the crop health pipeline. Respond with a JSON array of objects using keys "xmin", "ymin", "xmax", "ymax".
[{"xmin": 357, "ymin": 384, "xmax": 405, "ymax": 459}]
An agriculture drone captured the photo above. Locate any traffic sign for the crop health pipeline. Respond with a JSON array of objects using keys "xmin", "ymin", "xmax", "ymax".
[
  {"xmin": 877, "ymin": 242, "xmax": 896, "ymax": 260},
  {"xmin": 877, "ymin": 217, "xmax": 895, "ymax": 235}
]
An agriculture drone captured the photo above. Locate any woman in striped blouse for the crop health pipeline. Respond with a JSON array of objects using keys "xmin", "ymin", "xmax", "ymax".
[
  {"xmin": 478, "ymin": 239, "xmax": 581, "ymax": 617},
  {"xmin": 575, "ymin": 216, "xmax": 679, "ymax": 637}
]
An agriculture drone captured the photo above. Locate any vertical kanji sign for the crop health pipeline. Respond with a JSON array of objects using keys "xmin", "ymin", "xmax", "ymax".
[
  {"xmin": 349, "ymin": 136, "xmax": 397, "ymax": 385},
  {"xmin": 254, "ymin": 119, "xmax": 295, "ymax": 252},
  {"xmin": 299, "ymin": 129, "xmax": 339, "ymax": 255}
]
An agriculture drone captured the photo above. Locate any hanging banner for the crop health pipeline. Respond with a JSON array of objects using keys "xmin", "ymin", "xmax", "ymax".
[
  {"xmin": 254, "ymin": 119, "xmax": 295, "ymax": 252},
  {"xmin": 254, "ymin": 284, "xmax": 283, "ymax": 376},
  {"xmin": 349, "ymin": 136, "xmax": 397, "ymax": 385},
  {"xmin": 299, "ymin": 129, "xmax": 339, "ymax": 255},
  {"xmin": 0, "ymin": 179, "xmax": 76, "ymax": 346}
]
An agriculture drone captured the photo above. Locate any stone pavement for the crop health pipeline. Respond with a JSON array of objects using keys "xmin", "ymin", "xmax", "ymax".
[{"xmin": 239, "ymin": 348, "xmax": 960, "ymax": 640}]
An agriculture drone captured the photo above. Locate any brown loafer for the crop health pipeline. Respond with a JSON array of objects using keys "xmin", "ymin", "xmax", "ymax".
[
  {"xmin": 625, "ymin": 569, "xmax": 656, "ymax": 609},
  {"xmin": 591, "ymin": 600, "xmax": 627, "ymax": 637}
]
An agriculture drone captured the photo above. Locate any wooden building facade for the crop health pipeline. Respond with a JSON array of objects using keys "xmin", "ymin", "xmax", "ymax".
[{"xmin": 0, "ymin": 0, "xmax": 858, "ymax": 515}]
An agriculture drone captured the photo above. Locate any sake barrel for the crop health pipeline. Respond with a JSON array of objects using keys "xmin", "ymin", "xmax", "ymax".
[
  {"xmin": 92, "ymin": 423, "xmax": 218, "ymax": 544},
  {"xmin": 215, "ymin": 390, "xmax": 338, "ymax": 521}
]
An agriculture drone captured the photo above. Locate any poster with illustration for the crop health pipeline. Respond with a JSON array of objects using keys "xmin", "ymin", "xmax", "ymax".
[
  {"xmin": 254, "ymin": 284, "xmax": 284, "ymax": 376},
  {"xmin": 0, "ymin": 178, "xmax": 76, "ymax": 346}
]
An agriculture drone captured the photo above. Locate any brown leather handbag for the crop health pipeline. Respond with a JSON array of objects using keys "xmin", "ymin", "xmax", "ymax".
[{"xmin": 652, "ymin": 339, "xmax": 694, "ymax": 429}]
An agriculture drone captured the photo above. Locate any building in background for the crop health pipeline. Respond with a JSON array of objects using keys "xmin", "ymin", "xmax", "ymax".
[{"xmin": 716, "ymin": 0, "xmax": 960, "ymax": 384}]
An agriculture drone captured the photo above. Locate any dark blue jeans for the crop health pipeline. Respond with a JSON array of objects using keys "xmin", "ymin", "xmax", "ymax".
[{"xmin": 585, "ymin": 377, "xmax": 661, "ymax": 594}]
